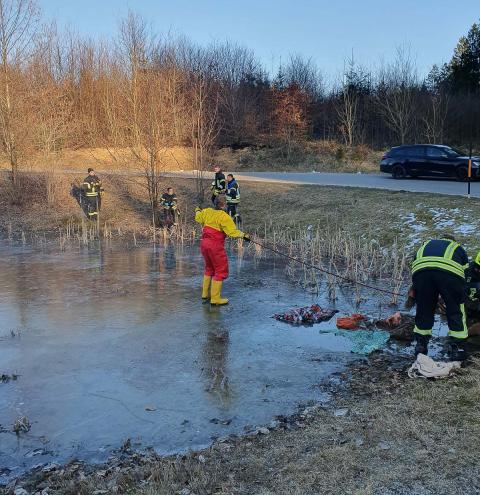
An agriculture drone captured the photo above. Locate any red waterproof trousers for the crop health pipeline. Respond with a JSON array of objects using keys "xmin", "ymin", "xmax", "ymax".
[{"xmin": 201, "ymin": 226, "xmax": 228, "ymax": 281}]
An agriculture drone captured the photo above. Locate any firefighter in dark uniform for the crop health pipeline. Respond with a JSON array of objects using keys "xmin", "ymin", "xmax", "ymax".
[
  {"xmin": 160, "ymin": 187, "xmax": 178, "ymax": 226},
  {"xmin": 211, "ymin": 165, "xmax": 226, "ymax": 205},
  {"xmin": 82, "ymin": 168, "xmax": 103, "ymax": 220},
  {"xmin": 465, "ymin": 251, "xmax": 480, "ymax": 321},
  {"xmin": 412, "ymin": 236, "xmax": 469, "ymax": 359},
  {"xmin": 226, "ymin": 174, "xmax": 241, "ymax": 226}
]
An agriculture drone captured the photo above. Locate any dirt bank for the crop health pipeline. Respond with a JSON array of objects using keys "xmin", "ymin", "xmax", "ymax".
[
  {"xmin": 3, "ymin": 352, "xmax": 480, "ymax": 495},
  {"xmin": 0, "ymin": 143, "xmax": 380, "ymax": 175},
  {"xmin": 0, "ymin": 171, "xmax": 197, "ymax": 242},
  {"xmin": 1, "ymin": 170, "xmax": 480, "ymax": 252}
]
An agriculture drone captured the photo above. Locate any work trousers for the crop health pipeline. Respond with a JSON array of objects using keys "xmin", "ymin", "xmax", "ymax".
[
  {"xmin": 163, "ymin": 207, "xmax": 178, "ymax": 225},
  {"xmin": 85, "ymin": 195, "xmax": 99, "ymax": 219},
  {"xmin": 413, "ymin": 269, "xmax": 467, "ymax": 339},
  {"xmin": 226, "ymin": 203, "xmax": 240, "ymax": 225},
  {"xmin": 201, "ymin": 227, "xmax": 228, "ymax": 281}
]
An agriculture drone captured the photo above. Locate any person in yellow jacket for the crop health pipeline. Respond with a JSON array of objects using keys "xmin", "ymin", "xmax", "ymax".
[{"xmin": 195, "ymin": 195, "xmax": 250, "ymax": 305}]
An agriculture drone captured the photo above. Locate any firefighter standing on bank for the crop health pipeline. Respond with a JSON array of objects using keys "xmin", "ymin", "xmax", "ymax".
[
  {"xmin": 161, "ymin": 187, "xmax": 178, "ymax": 226},
  {"xmin": 195, "ymin": 194, "xmax": 250, "ymax": 305},
  {"xmin": 412, "ymin": 236, "xmax": 469, "ymax": 360},
  {"xmin": 82, "ymin": 168, "xmax": 103, "ymax": 220},
  {"xmin": 211, "ymin": 165, "xmax": 226, "ymax": 205},
  {"xmin": 226, "ymin": 173, "xmax": 241, "ymax": 226}
]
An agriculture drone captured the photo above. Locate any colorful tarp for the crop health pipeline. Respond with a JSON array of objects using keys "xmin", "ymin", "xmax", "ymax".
[
  {"xmin": 320, "ymin": 328, "xmax": 391, "ymax": 355},
  {"xmin": 273, "ymin": 305, "xmax": 338, "ymax": 326}
]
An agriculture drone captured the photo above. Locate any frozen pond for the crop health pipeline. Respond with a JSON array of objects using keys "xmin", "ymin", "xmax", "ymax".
[{"xmin": 0, "ymin": 240, "xmax": 382, "ymax": 482}]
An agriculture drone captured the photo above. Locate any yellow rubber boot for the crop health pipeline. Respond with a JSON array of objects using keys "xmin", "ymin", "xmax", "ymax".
[
  {"xmin": 210, "ymin": 280, "xmax": 229, "ymax": 305},
  {"xmin": 202, "ymin": 275, "xmax": 212, "ymax": 303}
]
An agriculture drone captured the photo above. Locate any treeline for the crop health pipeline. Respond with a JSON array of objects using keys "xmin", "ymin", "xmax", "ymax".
[{"xmin": 1, "ymin": 0, "xmax": 480, "ymax": 185}]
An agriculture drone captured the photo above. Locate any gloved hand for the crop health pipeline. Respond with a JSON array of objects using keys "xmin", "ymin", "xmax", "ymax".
[
  {"xmin": 405, "ymin": 286, "xmax": 416, "ymax": 310},
  {"xmin": 243, "ymin": 233, "xmax": 251, "ymax": 243}
]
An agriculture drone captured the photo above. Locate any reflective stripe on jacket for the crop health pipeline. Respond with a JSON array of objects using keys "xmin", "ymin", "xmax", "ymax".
[
  {"xmin": 83, "ymin": 176, "xmax": 102, "ymax": 197},
  {"xmin": 412, "ymin": 239, "xmax": 469, "ymax": 279},
  {"xmin": 161, "ymin": 193, "xmax": 177, "ymax": 208},
  {"xmin": 466, "ymin": 263, "xmax": 480, "ymax": 300},
  {"xmin": 211, "ymin": 172, "xmax": 226, "ymax": 195},
  {"xmin": 226, "ymin": 179, "xmax": 240, "ymax": 204}
]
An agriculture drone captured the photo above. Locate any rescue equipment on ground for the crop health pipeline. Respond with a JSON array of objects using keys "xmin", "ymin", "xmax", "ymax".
[
  {"xmin": 319, "ymin": 328, "xmax": 391, "ymax": 355},
  {"xmin": 336, "ymin": 314, "xmax": 366, "ymax": 330},
  {"xmin": 407, "ymin": 353, "xmax": 461, "ymax": 379}
]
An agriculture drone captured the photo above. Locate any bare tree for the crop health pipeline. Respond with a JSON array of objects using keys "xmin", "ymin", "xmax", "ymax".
[
  {"xmin": 336, "ymin": 85, "xmax": 357, "ymax": 148},
  {"xmin": 283, "ymin": 53, "xmax": 323, "ymax": 99},
  {"xmin": 0, "ymin": 0, "xmax": 39, "ymax": 184},
  {"xmin": 190, "ymin": 68, "xmax": 220, "ymax": 203},
  {"xmin": 103, "ymin": 12, "xmax": 183, "ymax": 233},
  {"xmin": 209, "ymin": 41, "xmax": 264, "ymax": 145},
  {"xmin": 271, "ymin": 82, "xmax": 309, "ymax": 158},
  {"xmin": 423, "ymin": 91, "xmax": 449, "ymax": 144},
  {"xmin": 375, "ymin": 47, "xmax": 418, "ymax": 144},
  {"xmin": 335, "ymin": 56, "xmax": 371, "ymax": 148},
  {"xmin": 31, "ymin": 25, "xmax": 73, "ymax": 204},
  {"xmin": 105, "ymin": 13, "xmax": 164, "ymax": 229}
]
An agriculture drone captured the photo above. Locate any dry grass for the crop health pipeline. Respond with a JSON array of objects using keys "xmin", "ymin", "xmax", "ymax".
[
  {"xmin": 0, "ymin": 171, "xmax": 198, "ymax": 245},
  {"xmin": 238, "ymin": 182, "xmax": 480, "ymax": 252},
  {"xmin": 0, "ymin": 147, "xmax": 195, "ymax": 173},
  {"xmin": 0, "ymin": 142, "xmax": 380, "ymax": 175},
  {"xmin": 216, "ymin": 141, "xmax": 380, "ymax": 173}
]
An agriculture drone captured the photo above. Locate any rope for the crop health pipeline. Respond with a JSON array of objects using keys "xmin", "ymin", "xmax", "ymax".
[
  {"xmin": 254, "ymin": 236, "xmax": 407, "ymax": 284},
  {"xmin": 249, "ymin": 239, "xmax": 404, "ymax": 298}
]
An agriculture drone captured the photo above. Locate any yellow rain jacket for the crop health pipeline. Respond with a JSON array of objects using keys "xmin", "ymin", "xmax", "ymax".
[{"xmin": 195, "ymin": 208, "xmax": 244, "ymax": 239}]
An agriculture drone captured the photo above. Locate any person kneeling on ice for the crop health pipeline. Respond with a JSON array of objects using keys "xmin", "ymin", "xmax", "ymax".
[{"xmin": 195, "ymin": 195, "xmax": 250, "ymax": 305}]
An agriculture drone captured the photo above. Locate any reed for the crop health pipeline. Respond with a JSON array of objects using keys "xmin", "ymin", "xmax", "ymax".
[{"xmin": 254, "ymin": 224, "xmax": 409, "ymax": 304}]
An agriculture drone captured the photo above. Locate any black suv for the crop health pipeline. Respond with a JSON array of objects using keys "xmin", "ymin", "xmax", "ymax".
[{"xmin": 380, "ymin": 144, "xmax": 480, "ymax": 180}]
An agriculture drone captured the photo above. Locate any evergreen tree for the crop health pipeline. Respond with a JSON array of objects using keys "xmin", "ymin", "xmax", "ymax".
[{"xmin": 447, "ymin": 22, "xmax": 480, "ymax": 93}]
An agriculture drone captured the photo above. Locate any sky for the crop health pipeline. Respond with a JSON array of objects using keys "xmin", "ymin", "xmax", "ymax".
[{"xmin": 40, "ymin": 0, "xmax": 478, "ymax": 82}]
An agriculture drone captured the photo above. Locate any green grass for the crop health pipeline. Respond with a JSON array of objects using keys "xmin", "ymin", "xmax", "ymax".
[{"xmin": 239, "ymin": 183, "xmax": 480, "ymax": 254}]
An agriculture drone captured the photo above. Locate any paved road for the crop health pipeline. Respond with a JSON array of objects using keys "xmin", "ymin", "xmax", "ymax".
[
  {"xmin": 16, "ymin": 167, "xmax": 480, "ymax": 198},
  {"xmin": 210, "ymin": 171, "xmax": 480, "ymax": 198}
]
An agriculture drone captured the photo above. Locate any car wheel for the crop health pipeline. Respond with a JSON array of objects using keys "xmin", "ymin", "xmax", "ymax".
[
  {"xmin": 392, "ymin": 165, "xmax": 407, "ymax": 179},
  {"xmin": 456, "ymin": 166, "xmax": 468, "ymax": 182}
]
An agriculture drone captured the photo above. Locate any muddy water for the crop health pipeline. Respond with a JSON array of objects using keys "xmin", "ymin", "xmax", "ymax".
[{"xmin": 0, "ymin": 240, "xmax": 379, "ymax": 481}]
